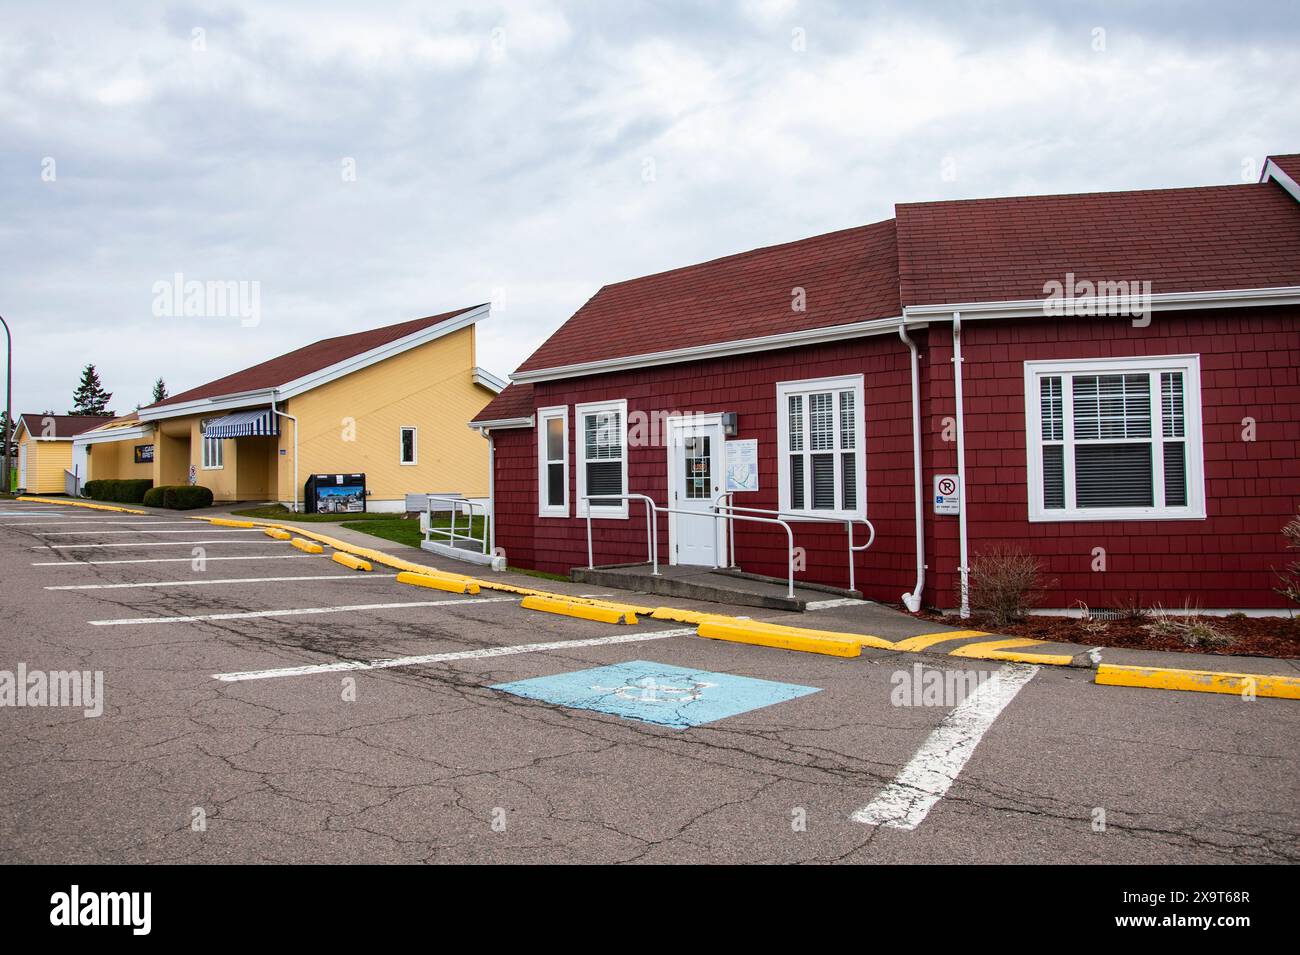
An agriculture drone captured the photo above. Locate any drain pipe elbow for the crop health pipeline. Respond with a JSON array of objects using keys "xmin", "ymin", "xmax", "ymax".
[{"xmin": 899, "ymin": 322, "xmax": 925, "ymax": 613}]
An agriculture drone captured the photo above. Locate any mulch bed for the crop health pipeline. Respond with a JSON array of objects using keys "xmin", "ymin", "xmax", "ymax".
[{"xmin": 908, "ymin": 608, "xmax": 1300, "ymax": 659}]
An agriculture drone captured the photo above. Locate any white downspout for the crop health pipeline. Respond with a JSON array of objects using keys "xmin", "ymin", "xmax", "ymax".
[
  {"xmin": 271, "ymin": 395, "xmax": 299, "ymax": 513},
  {"xmin": 952, "ymin": 312, "xmax": 970, "ymax": 618},
  {"xmin": 899, "ymin": 323, "xmax": 925, "ymax": 613},
  {"xmin": 486, "ymin": 429, "xmax": 496, "ymax": 555}
]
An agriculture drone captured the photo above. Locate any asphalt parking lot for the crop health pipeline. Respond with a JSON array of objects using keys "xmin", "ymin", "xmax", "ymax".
[{"xmin": 1, "ymin": 500, "xmax": 1296, "ymax": 864}]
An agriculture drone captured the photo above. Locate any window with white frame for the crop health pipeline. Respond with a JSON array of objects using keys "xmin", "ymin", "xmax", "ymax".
[
  {"xmin": 399, "ymin": 427, "xmax": 418, "ymax": 465},
  {"xmin": 776, "ymin": 375, "xmax": 866, "ymax": 519},
  {"xmin": 576, "ymin": 399, "xmax": 628, "ymax": 518},
  {"xmin": 537, "ymin": 406, "xmax": 569, "ymax": 517},
  {"xmin": 201, "ymin": 428, "xmax": 223, "ymax": 470},
  {"xmin": 1024, "ymin": 355, "xmax": 1205, "ymax": 521}
]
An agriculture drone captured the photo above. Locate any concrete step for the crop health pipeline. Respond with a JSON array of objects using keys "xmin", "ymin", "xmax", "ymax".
[{"xmin": 570, "ymin": 563, "xmax": 858, "ymax": 612}]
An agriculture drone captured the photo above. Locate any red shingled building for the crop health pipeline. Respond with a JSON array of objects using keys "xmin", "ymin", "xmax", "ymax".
[{"xmin": 471, "ymin": 155, "xmax": 1300, "ymax": 613}]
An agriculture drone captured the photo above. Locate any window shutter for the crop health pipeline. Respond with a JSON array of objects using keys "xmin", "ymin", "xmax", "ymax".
[
  {"xmin": 1042, "ymin": 444, "xmax": 1065, "ymax": 509},
  {"xmin": 1075, "ymin": 443, "xmax": 1153, "ymax": 508},
  {"xmin": 811, "ymin": 453, "xmax": 835, "ymax": 509}
]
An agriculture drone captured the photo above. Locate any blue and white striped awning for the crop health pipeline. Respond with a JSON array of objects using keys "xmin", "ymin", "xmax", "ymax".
[{"xmin": 203, "ymin": 408, "xmax": 279, "ymax": 438}]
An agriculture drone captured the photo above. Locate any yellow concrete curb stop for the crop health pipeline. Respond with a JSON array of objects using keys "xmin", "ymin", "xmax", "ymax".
[
  {"xmin": 263, "ymin": 527, "xmax": 292, "ymax": 540},
  {"xmin": 332, "ymin": 552, "xmax": 373, "ymax": 572},
  {"xmin": 698, "ymin": 621, "xmax": 862, "ymax": 658},
  {"xmin": 1096, "ymin": 664, "xmax": 1300, "ymax": 700},
  {"xmin": 521, "ymin": 595, "xmax": 637, "ymax": 625},
  {"xmin": 395, "ymin": 570, "xmax": 479, "ymax": 595},
  {"xmin": 209, "ymin": 518, "xmax": 256, "ymax": 528},
  {"xmin": 290, "ymin": 537, "xmax": 325, "ymax": 554}
]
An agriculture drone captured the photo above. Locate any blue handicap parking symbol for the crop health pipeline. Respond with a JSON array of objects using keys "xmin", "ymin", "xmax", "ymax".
[{"xmin": 491, "ymin": 660, "xmax": 821, "ymax": 729}]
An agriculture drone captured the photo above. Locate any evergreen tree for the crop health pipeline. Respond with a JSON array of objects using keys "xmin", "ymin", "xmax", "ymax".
[
  {"xmin": 70, "ymin": 364, "xmax": 113, "ymax": 416},
  {"xmin": 151, "ymin": 377, "xmax": 168, "ymax": 403}
]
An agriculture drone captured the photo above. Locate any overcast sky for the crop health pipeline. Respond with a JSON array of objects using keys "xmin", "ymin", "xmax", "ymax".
[{"xmin": 1, "ymin": 0, "xmax": 1296, "ymax": 415}]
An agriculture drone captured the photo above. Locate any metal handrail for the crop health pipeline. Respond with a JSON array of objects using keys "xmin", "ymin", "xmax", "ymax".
[
  {"xmin": 712, "ymin": 492, "xmax": 876, "ymax": 593},
  {"xmin": 583, "ymin": 494, "xmax": 798, "ymax": 598},
  {"xmin": 584, "ymin": 493, "xmax": 660, "ymax": 574},
  {"xmin": 424, "ymin": 495, "xmax": 488, "ymax": 555}
]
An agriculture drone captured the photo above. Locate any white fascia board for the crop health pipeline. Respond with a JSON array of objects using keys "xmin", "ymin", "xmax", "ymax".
[
  {"xmin": 1261, "ymin": 159, "xmax": 1300, "ymax": 203},
  {"xmin": 277, "ymin": 304, "xmax": 489, "ymax": 400},
  {"xmin": 903, "ymin": 286, "xmax": 1300, "ymax": 321},
  {"xmin": 472, "ymin": 367, "xmax": 508, "ymax": 393},
  {"xmin": 137, "ymin": 389, "xmax": 278, "ymax": 422},
  {"xmin": 74, "ymin": 424, "xmax": 154, "ymax": 448},
  {"xmin": 510, "ymin": 314, "xmax": 906, "ymax": 384},
  {"xmin": 467, "ymin": 415, "xmax": 535, "ymax": 430}
]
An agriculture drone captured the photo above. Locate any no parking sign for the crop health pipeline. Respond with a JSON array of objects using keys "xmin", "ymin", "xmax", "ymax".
[{"xmin": 934, "ymin": 474, "xmax": 960, "ymax": 515}]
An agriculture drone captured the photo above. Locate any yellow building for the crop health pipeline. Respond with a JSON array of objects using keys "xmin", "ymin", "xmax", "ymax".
[
  {"xmin": 79, "ymin": 304, "xmax": 503, "ymax": 510},
  {"xmin": 13, "ymin": 414, "xmax": 112, "ymax": 494}
]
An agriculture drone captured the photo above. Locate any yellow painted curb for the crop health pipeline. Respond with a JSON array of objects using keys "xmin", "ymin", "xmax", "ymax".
[
  {"xmin": 651, "ymin": 607, "xmax": 733, "ymax": 625},
  {"xmin": 263, "ymin": 527, "xmax": 292, "ymax": 540},
  {"xmin": 396, "ymin": 570, "xmax": 480, "ymax": 595},
  {"xmin": 698, "ymin": 621, "xmax": 862, "ymax": 658},
  {"xmin": 332, "ymin": 552, "xmax": 373, "ymax": 572},
  {"xmin": 16, "ymin": 496, "xmax": 147, "ymax": 515},
  {"xmin": 209, "ymin": 518, "xmax": 256, "ymax": 528},
  {"xmin": 946, "ymin": 637, "xmax": 1070, "ymax": 666},
  {"xmin": 521, "ymin": 595, "xmax": 637, "ymax": 625},
  {"xmin": 893, "ymin": 630, "xmax": 988, "ymax": 652},
  {"xmin": 291, "ymin": 537, "xmax": 325, "ymax": 554},
  {"xmin": 728, "ymin": 619, "xmax": 894, "ymax": 651},
  {"xmin": 1096, "ymin": 664, "xmax": 1300, "ymax": 700}
]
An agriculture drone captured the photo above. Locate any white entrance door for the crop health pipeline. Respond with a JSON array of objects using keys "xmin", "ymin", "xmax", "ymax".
[
  {"xmin": 667, "ymin": 417, "xmax": 725, "ymax": 567},
  {"xmin": 17, "ymin": 443, "xmax": 27, "ymax": 491}
]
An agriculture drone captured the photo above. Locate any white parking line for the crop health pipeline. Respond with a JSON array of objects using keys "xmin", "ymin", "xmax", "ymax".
[
  {"xmin": 39, "ymin": 528, "xmax": 265, "ymax": 536},
  {"xmin": 0, "ymin": 520, "xmax": 195, "ymax": 526},
  {"xmin": 90, "ymin": 596, "xmax": 515, "ymax": 626},
  {"xmin": 47, "ymin": 573, "xmax": 400, "ymax": 591},
  {"xmin": 37, "ymin": 539, "xmax": 280, "ymax": 549},
  {"xmin": 34, "ymin": 555, "xmax": 316, "ymax": 566},
  {"xmin": 850, "ymin": 664, "xmax": 1038, "ymax": 831},
  {"xmin": 214, "ymin": 628, "xmax": 697, "ymax": 682}
]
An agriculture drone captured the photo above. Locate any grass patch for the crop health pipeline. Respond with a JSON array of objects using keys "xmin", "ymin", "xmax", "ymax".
[
  {"xmin": 340, "ymin": 516, "xmax": 487, "ymax": 551},
  {"xmin": 506, "ymin": 565, "xmax": 571, "ymax": 582}
]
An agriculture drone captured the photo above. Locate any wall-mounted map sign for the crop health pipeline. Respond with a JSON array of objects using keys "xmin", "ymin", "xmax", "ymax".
[{"xmin": 725, "ymin": 439, "xmax": 758, "ymax": 492}]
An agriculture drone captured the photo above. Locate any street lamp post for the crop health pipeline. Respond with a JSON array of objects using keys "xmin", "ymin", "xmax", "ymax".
[{"xmin": 0, "ymin": 315, "xmax": 10, "ymax": 494}]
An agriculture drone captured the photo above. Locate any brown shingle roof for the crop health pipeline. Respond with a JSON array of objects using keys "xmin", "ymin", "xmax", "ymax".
[
  {"xmin": 149, "ymin": 305, "xmax": 483, "ymax": 408},
  {"xmin": 469, "ymin": 382, "xmax": 534, "ymax": 426},
  {"xmin": 514, "ymin": 220, "xmax": 900, "ymax": 374},
  {"xmin": 896, "ymin": 182, "xmax": 1300, "ymax": 307},
  {"xmin": 18, "ymin": 414, "xmax": 113, "ymax": 439},
  {"xmin": 1265, "ymin": 152, "xmax": 1300, "ymax": 184}
]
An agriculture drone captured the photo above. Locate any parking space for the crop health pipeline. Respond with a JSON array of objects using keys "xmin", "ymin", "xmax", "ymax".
[{"xmin": 1, "ymin": 500, "xmax": 1296, "ymax": 864}]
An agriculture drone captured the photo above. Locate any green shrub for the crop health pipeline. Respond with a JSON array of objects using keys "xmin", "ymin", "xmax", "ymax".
[
  {"xmin": 83, "ymin": 478, "xmax": 152, "ymax": 504},
  {"xmin": 142, "ymin": 486, "xmax": 166, "ymax": 507},
  {"xmin": 162, "ymin": 485, "xmax": 213, "ymax": 510}
]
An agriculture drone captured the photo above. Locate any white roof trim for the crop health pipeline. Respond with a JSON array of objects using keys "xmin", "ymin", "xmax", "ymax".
[
  {"xmin": 1261, "ymin": 158, "xmax": 1300, "ymax": 204},
  {"xmin": 74, "ymin": 423, "xmax": 154, "ymax": 447},
  {"xmin": 511, "ymin": 314, "xmax": 906, "ymax": 384},
  {"xmin": 467, "ymin": 415, "xmax": 535, "ymax": 431},
  {"xmin": 472, "ymin": 367, "xmax": 508, "ymax": 393},
  {"xmin": 903, "ymin": 286, "xmax": 1300, "ymax": 321},
  {"xmin": 139, "ymin": 304, "xmax": 490, "ymax": 422}
]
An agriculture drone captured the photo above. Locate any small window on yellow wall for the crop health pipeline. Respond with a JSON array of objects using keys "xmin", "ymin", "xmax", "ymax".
[
  {"xmin": 202, "ymin": 436, "xmax": 223, "ymax": 470},
  {"xmin": 400, "ymin": 427, "xmax": 418, "ymax": 465}
]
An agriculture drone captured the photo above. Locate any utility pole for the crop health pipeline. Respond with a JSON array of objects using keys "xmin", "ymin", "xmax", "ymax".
[{"xmin": 0, "ymin": 315, "xmax": 10, "ymax": 494}]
